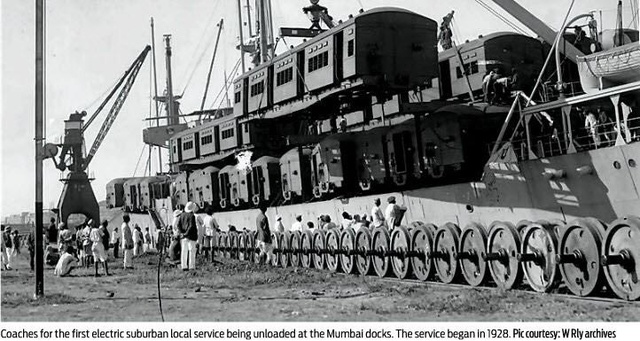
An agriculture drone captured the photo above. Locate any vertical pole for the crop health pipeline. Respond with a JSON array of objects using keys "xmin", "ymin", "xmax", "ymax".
[
  {"xmin": 200, "ymin": 19, "xmax": 224, "ymax": 112},
  {"xmin": 237, "ymin": 0, "xmax": 246, "ymax": 73},
  {"xmin": 246, "ymin": 0, "xmax": 254, "ymax": 37},
  {"xmin": 151, "ymin": 18, "xmax": 162, "ymax": 173},
  {"xmin": 164, "ymin": 35, "xmax": 175, "ymax": 126},
  {"xmin": 35, "ymin": 0, "xmax": 45, "ymax": 298}
]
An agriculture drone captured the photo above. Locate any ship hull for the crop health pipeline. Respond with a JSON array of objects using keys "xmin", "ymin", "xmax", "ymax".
[{"xmin": 149, "ymin": 142, "xmax": 639, "ymax": 232}]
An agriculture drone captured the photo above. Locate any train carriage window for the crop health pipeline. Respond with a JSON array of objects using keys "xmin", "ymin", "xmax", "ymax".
[
  {"xmin": 234, "ymin": 92, "xmax": 241, "ymax": 103},
  {"xmin": 250, "ymin": 81, "xmax": 265, "ymax": 97},
  {"xmin": 183, "ymin": 141, "xmax": 194, "ymax": 150},
  {"xmin": 470, "ymin": 61, "xmax": 478, "ymax": 74},
  {"xmin": 276, "ymin": 67, "xmax": 294, "ymax": 86},
  {"xmin": 308, "ymin": 51, "xmax": 330, "ymax": 73},
  {"xmin": 201, "ymin": 135, "xmax": 213, "ymax": 145},
  {"xmin": 347, "ymin": 40, "xmax": 354, "ymax": 57},
  {"xmin": 221, "ymin": 128, "xmax": 235, "ymax": 140},
  {"xmin": 457, "ymin": 61, "xmax": 480, "ymax": 79}
]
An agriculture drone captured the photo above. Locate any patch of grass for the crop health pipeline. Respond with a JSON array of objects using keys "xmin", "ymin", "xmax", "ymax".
[{"xmin": 2, "ymin": 292, "xmax": 82, "ymax": 308}]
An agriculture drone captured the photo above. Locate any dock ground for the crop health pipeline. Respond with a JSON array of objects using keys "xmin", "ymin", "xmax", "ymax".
[{"xmin": 2, "ymin": 249, "xmax": 639, "ymax": 321}]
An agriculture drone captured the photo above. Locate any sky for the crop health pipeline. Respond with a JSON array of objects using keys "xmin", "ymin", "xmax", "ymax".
[{"xmin": 1, "ymin": 0, "xmax": 636, "ymax": 217}]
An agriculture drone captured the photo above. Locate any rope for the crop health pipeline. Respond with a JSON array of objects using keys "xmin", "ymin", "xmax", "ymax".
[
  {"xmin": 177, "ymin": 2, "xmax": 221, "ymax": 96},
  {"xmin": 475, "ymin": 0, "xmax": 529, "ymax": 35},
  {"xmin": 206, "ymin": 57, "xmax": 242, "ymax": 112},
  {"xmin": 157, "ymin": 245, "xmax": 165, "ymax": 322},
  {"xmin": 280, "ymin": 36, "xmax": 311, "ymax": 94},
  {"xmin": 132, "ymin": 144, "xmax": 147, "ymax": 177}
]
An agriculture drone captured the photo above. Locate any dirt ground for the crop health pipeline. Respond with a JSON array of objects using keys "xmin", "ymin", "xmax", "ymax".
[{"xmin": 2, "ymin": 249, "xmax": 639, "ymax": 322}]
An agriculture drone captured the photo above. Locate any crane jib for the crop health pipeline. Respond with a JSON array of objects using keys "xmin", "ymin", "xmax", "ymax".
[{"xmin": 82, "ymin": 46, "xmax": 151, "ymax": 169}]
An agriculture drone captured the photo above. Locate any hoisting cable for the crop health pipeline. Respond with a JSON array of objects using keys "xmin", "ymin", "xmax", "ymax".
[{"xmin": 132, "ymin": 144, "xmax": 147, "ymax": 177}]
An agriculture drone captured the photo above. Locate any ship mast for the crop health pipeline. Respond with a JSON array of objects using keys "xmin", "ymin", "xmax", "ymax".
[{"xmin": 236, "ymin": 0, "xmax": 275, "ymax": 70}]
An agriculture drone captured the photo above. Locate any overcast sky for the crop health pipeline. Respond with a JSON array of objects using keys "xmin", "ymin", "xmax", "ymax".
[{"xmin": 1, "ymin": 0, "xmax": 634, "ymax": 217}]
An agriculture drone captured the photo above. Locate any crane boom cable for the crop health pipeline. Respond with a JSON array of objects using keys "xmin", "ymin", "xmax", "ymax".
[
  {"xmin": 478, "ymin": 0, "xmax": 529, "ymax": 35},
  {"xmin": 207, "ymin": 57, "xmax": 242, "ymax": 112},
  {"xmin": 179, "ymin": 3, "xmax": 223, "ymax": 98},
  {"xmin": 84, "ymin": 46, "xmax": 151, "ymax": 167},
  {"xmin": 475, "ymin": 0, "xmax": 529, "ymax": 35}
]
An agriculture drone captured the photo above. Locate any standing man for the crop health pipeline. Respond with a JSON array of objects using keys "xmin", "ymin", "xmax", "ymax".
[
  {"xmin": 384, "ymin": 196, "xmax": 401, "ymax": 230},
  {"xmin": 90, "ymin": 221, "xmax": 110, "ymax": 277},
  {"xmin": 143, "ymin": 227, "xmax": 152, "ymax": 253},
  {"xmin": 110, "ymin": 227, "xmax": 119, "ymax": 259},
  {"xmin": 1, "ymin": 225, "xmax": 6, "ymax": 270},
  {"xmin": 291, "ymin": 215, "xmax": 303, "ymax": 232},
  {"xmin": 177, "ymin": 202, "xmax": 198, "ymax": 271},
  {"xmin": 202, "ymin": 206, "xmax": 219, "ymax": 262},
  {"xmin": 3, "ymin": 226, "xmax": 14, "ymax": 270},
  {"xmin": 274, "ymin": 216, "xmax": 285, "ymax": 233},
  {"xmin": 99, "ymin": 220, "xmax": 110, "ymax": 260},
  {"xmin": 27, "ymin": 229, "xmax": 35, "ymax": 271},
  {"xmin": 121, "ymin": 215, "xmax": 134, "ymax": 269},
  {"xmin": 82, "ymin": 220, "xmax": 93, "ymax": 268},
  {"xmin": 371, "ymin": 198, "xmax": 386, "ymax": 228},
  {"xmin": 47, "ymin": 217, "xmax": 58, "ymax": 245},
  {"xmin": 255, "ymin": 204, "xmax": 273, "ymax": 264}
]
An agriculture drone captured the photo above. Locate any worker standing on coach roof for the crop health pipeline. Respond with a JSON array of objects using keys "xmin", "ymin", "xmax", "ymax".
[
  {"xmin": 177, "ymin": 202, "xmax": 199, "ymax": 271},
  {"xmin": 121, "ymin": 215, "xmax": 134, "ymax": 269},
  {"xmin": 371, "ymin": 198, "xmax": 385, "ymax": 228},
  {"xmin": 256, "ymin": 204, "xmax": 273, "ymax": 264}
]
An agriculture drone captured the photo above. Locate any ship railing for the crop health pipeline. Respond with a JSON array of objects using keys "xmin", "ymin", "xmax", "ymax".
[
  {"xmin": 541, "ymin": 81, "xmax": 585, "ymax": 102},
  {"xmin": 507, "ymin": 117, "xmax": 640, "ymax": 161}
]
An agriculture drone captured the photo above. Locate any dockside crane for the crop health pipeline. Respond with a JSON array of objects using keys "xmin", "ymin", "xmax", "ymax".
[{"xmin": 44, "ymin": 45, "xmax": 151, "ymax": 225}]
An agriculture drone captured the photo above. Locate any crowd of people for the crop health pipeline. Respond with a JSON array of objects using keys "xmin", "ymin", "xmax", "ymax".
[
  {"xmin": 2, "ymin": 194, "xmax": 408, "ymax": 276},
  {"xmin": 254, "ymin": 196, "xmax": 407, "ymax": 264}
]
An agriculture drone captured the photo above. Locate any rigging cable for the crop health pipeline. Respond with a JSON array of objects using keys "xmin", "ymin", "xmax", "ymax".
[
  {"xmin": 280, "ymin": 36, "xmax": 312, "ymax": 94},
  {"xmin": 177, "ymin": 1, "xmax": 222, "ymax": 97},
  {"xmin": 132, "ymin": 144, "xmax": 147, "ymax": 177},
  {"xmin": 206, "ymin": 57, "xmax": 242, "ymax": 112},
  {"xmin": 475, "ymin": 0, "xmax": 529, "ymax": 35}
]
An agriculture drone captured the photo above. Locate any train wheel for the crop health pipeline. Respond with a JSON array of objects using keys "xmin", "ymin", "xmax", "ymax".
[
  {"xmin": 458, "ymin": 222, "xmax": 489, "ymax": 287},
  {"xmin": 300, "ymin": 230, "xmax": 314, "ymax": 268},
  {"xmin": 280, "ymin": 231, "xmax": 291, "ymax": 268},
  {"xmin": 372, "ymin": 227, "xmax": 392, "ymax": 278},
  {"xmin": 340, "ymin": 228, "xmax": 357, "ymax": 274},
  {"xmin": 355, "ymin": 228, "xmax": 373, "ymax": 276},
  {"xmin": 325, "ymin": 228, "xmax": 342, "ymax": 273},
  {"xmin": 215, "ymin": 233, "xmax": 224, "ymax": 259},
  {"xmin": 410, "ymin": 222, "xmax": 436, "ymax": 281},
  {"xmin": 519, "ymin": 221, "xmax": 560, "ymax": 293},
  {"xmin": 231, "ymin": 232, "xmax": 240, "ymax": 259},
  {"xmin": 601, "ymin": 216, "xmax": 640, "ymax": 300},
  {"xmin": 432, "ymin": 223, "xmax": 460, "ymax": 284},
  {"xmin": 221, "ymin": 233, "xmax": 230, "ymax": 259},
  {"xmin": 390, "ymin": 225, "xmax": 412, "ymax": 279},
  {"xmin": 312, "ymin": 229, "xmax": 327, "ymax": 270},
  {"xmin": 270, "ymin": 232, "xmax": 281, "ymax": 267},
  {"xmin": 238, "ymin": 233, "xmax": 247, "ymax": 261},
  {"xmin": 290, "ymin": 231, "xmax": 301, "ymax": 268},
  {"xmin": 487, "ymin": 221, "xmax": 523, "ymax": 290},
  {"xmin": 556, "ymin": 218, "xmax": 605, "ymax": 297},
  {"xmin": 515, "ymin": 220, "xmax": 533, "ymax": 235},
  {"xmin": 246, "ymin": 231, "xmax": 256, "ymax": 263}
]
